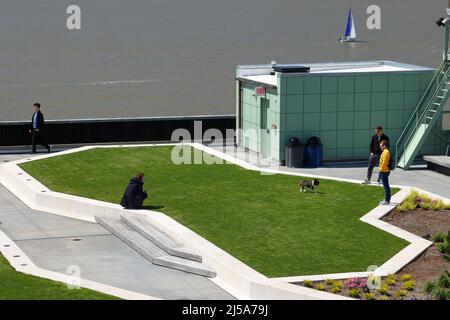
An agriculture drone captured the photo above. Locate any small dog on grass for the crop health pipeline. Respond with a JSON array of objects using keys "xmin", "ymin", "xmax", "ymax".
[{"xmin": 299, "ymin": 178, "xmax": 320, "ymax": 192}]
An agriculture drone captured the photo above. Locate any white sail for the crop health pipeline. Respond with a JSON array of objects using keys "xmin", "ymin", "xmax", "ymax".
[{"xmin": 349, "ymin": 12, "xmax": 356, "ymax": 39}]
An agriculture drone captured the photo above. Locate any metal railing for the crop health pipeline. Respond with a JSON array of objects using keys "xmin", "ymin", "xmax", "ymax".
[{"xmin": 395, "ymin": 60, "xmax": 450, "ymax": 166}]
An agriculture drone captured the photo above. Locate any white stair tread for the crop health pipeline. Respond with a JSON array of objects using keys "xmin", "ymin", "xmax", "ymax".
[
  {"xmin": 96, "ymin": 216, "xmax": 215, "ymax": 277},
  {"xmin": 121, "ymin": 215, "xmax": 202, "ymax": 262},
  {"xmin": 154, "ymin": 256, "xmax": 216, "ymax": 278},
  {"xmin": 96, "ymin": 216, "xmax": 166, "ymax": 257}
]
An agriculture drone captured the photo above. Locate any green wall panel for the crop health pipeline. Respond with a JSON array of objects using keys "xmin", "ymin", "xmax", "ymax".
[
  {"xmin": 388, "ymin": 74, "xmax": 405, "ymax": 92},
  {"xmin": 355, "ymin": 93, "xmax": 371, "ymax": 111},
  {"xmin": 372, "ymin": 75, "xmax": 388, "ymax": 92},
  {"xmin": 321, "ymin": 76, "xmax": 338, "ymax": 94},
  {"xmin": 338, "ymin": 75, "xmax": 355, "ymax": 93},
  {"xmin": 320, "ymin": 113, "xmax": 337, "ymax": 131},
  {"xmin": 387, "ymin": 92, "xmax": 404, "ymax": 110},
  {"xmin": 371, "ymin": 92, "xmax": 388, "ymax": 111},
  {"xmin": 321, "ymin": 94, "xmax": 338, "ymax": 112},
  {"xmin": 286, "ymin": 113, "xmax": 303, "ymax": 131},
  {"xmin": 354, "ymin": 111, "xmax": 370, "ymax": 129},
  {"xmin": 338, "ymin": 93, "xmax": 354, "ymax": 112},
  {"xmin": 371, "ymin": 111, "xmax": 387, "ymax": 128},
  {"xmin": 337, "ymin": 130, "xmax": 354, "ymax": 148},
  {"xmin": 286, "ymin": 77, "xmax": 303, "ymax": 95},
  {"xmin": 355, "ymin": 75, "xmax": 372, "ymax": 92},
  {"xmin": 304, "ymin": 76, "xmax": 321, "ymax": 94},
  {"xmin": 320, "ymin": 130, "xmax": 337, "ymax": 149},
  {"xmin": 337, "ymin": 112, "xmax": 354, "ymax": 130},
  {"xmin": 304, "ymin": 94, "xmax": 321, "ymax": 113},
  {"xmin": 387, "ymin": 110, "xmax": 404, "ymax": 129},
  {"xmin": 303, "ymin": 113, "xmax": 320, "ymax": 131},
  {"xmin": 404, "ymin": 74, "xmax": 421, "ymax": 91},
  {"xmin": 286, "ymin": 95, "xmax": 303, "ymax": 113}
]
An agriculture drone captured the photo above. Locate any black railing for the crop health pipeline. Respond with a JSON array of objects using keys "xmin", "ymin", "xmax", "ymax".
[{"xmin": 0, "ymin": 115, "xmax": 236, "ymax": 146}]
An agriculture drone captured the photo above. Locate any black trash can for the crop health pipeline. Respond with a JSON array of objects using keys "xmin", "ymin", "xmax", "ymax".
[
  {"xmin": 285, "ymin": 137, "xmax": 304, "ymax": 168},
  {"xmin": 304, "ymin": 136, "xmax": 323, "ymax": 168}
]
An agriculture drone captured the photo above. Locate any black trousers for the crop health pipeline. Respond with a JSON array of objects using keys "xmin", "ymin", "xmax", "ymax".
[
  {"xmin": 367, "ymin": 153, "xmax": 380, "ymax": 181},
  {"xmin": 31, "ymin": 129, "xmax": 49, "ymax": 153}
]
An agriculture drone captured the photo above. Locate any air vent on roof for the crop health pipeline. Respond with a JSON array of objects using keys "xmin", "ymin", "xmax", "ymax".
[{"xmin": 273, "ymin": 66, "xmax": 310, "ymax": 73}]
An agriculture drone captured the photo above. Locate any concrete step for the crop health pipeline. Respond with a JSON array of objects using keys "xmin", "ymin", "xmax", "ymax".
[
  {"xmin": 154, "ymin": 255, "xmax": 216, "ymax": 278},
  {"xmin": 96, "ymin": 216, "xmax": 166, "ymax": 257},
  {"xmin": 121, "ymin": 215, "xmax": 202, "ymax": 262},
  {"xmin": 96, "ymin": 216, "xmax": 215, "ymax": 278}
]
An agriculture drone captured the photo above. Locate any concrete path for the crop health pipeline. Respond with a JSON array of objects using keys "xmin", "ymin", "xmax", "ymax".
[
  {"xmin": 0, "ymin": 162, "xmax": 233, "ymax": 299},
  {"xmin": 213, "ymin": 146, "xmax": 450, "ymax": 199}
]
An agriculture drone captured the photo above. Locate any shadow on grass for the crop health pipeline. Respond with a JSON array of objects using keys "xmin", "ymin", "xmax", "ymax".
[{"xmin": 142, "ymin": 205, "xmax": 165, "ymax": 210}]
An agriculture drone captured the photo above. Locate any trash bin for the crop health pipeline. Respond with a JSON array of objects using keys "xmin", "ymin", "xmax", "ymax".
[
  {"xmin": 285, "ymin": 137, "xmax": 304, "ymax": 168},
  {"xmin": 304, "ymin": 136, "xmax": 323, "ymax": 168}
]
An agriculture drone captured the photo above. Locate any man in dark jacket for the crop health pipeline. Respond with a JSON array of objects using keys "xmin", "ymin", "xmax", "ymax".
[
  {"xmin": 363, "ymin": 126, "xmax": 389, "ymax": 184},
  {"xmin": 29, "ymin": 103, "xmax": 50, "ymax": 153},
  {"xmin": 120, "ymin": 173, "xmax": 148, "ymax": 209}
]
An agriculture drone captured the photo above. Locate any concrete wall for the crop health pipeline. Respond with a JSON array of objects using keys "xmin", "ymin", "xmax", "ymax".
[{"xmin": 238, "ymin": 70, "xmax": 449, "ymax": 162}]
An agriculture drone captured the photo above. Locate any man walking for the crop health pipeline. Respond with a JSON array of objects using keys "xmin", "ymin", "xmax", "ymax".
[
  {"xmin": 363, "ymin": 126, "xmax": 389, "ymax": 184},
  {"xmin": 29, "ymin": 103, "xmax": 50, "ymax": 153},
  {"xmin": 378, "ymin": 140, "xmax": 391, "ymax": 205}
]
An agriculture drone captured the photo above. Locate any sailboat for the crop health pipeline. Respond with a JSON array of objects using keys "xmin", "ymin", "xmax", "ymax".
[{"xmin": 338, "ymin": 9, "xmax": 356, "ymax": 43}]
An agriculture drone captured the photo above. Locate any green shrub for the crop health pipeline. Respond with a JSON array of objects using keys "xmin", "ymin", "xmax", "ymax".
[
  {"xmin": 419, "ymin": 202, "xmax": 430, "ymax": 210},
  {"xmin": 364, "ymin": 292, "xmax": 376, "ymax": 300},
  {"xmin": 437, "ymin": 241, "xmax": 450, "ymax": 254},
  {"xmin": 396, "ymin": 203, "xmax": 408, "ymax": 212},
  {"xmin": 402, "ymin": 280, "xmax": 415, "ymax": 291},
  {"xmin": 405, "ymin": 190, "xmax": 420, "ymax": 203},
  {"xmin": 333, "ymin": 280, "xmax": 343, "ymax": 289},
  {"xmin": 431, "ymin": 200, "xmax": 445, "ymax": 211},
  {"xmin": 303, "ymin": 280, "xmax": 313, "ymax": 288},
  {"xmin": 437, "ymin": 271, "xmax": 450, "ymax": 289},
  {"xmin": 348, "ymin": 288, "xmax": 360, "ymax": 298},
  {"xmin": 402, "ymin": 200, "xmax": 417, "ymax": 211},
  {"xmin": 400, "ymin": 274, "xmax": 412, "ymax": 282},
  {"xmin": 331, "ymin": 285, "xmax": 341, "ymax": 294},
  {"xmin": 434, "ymin": 232, "xmax": 446, "ymax": 243},
  {"xmin": 394, "ymin": 289, "xmax": 407, "ymax": 298},
  {"xmin": 424, "ymin": 281, "xmax": 435, "ymax": 294},
  {"xmin": 325, "ymin": 279, "xmax": 334, "ymax": 286},
  {"xmin": 378, "ymin": 284, "xmax": 390, "ymax": 295},
  {"xmin": 385, "ymin": 274, "xmax": 397, "ymax": 286},
  {"xmin": 315, "ymin": 283, "xmax": 326, "ymax": 291},
  {"xmin": 445, "ymin": 203, "xmax": 450, "ymax": 210},
  {"xmin": 377, "ymin": 295, "xmax": 389, "ymax": 300},
  {"xmin": 431, "ymin": 287, "xmax": 448, "ymax": 300}
]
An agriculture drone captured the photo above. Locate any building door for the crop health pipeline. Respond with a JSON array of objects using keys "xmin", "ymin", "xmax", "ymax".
[{"xmin": 260, "ymin": 98, "xmax": 271, "ymax": 158}]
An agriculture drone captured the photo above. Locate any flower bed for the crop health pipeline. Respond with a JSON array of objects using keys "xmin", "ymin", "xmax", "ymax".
[{"xmin": 297, "ymin": 191, "xmax": 450, "ymax": 300}]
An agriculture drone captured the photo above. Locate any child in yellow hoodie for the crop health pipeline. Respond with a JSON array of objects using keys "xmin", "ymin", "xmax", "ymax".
[{"xmin": 378, "ymin": 140, "xmax": 391, "ymax": 205}]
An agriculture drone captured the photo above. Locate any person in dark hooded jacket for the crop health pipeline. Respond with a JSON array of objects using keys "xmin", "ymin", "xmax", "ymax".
[{"xmin": 120, "ymin": 172, "xmax": 148, "ymax": 209}]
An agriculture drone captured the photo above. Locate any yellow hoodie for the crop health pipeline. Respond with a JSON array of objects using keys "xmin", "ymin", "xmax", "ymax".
[{"xmin": 379, "ymin": 149, "xmax": 390, "ymax": 173}]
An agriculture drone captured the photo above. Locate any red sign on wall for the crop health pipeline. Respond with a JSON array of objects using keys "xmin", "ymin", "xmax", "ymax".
[{"xmin": 255, "ymin": 87, "xmax": 266, "ymax": 96}]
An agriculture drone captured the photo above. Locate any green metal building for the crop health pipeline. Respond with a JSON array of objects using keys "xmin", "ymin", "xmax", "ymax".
[{"xmin": 235, "ymin": 60, "xmax": 450, "ymax": 165}]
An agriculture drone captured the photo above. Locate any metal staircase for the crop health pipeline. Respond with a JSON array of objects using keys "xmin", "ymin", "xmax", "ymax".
[{"xmin": 396, "ymin": 60, "xmax": 450, "ymax": 169}]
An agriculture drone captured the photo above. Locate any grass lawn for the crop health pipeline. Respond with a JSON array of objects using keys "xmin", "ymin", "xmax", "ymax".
[
  {"xmin": 20, "ymin": 146, "xmax": 408, "ymax": 277},
  {"xmin": 0, "ymin": 253, "xmax": 118, "ymax": 299}
]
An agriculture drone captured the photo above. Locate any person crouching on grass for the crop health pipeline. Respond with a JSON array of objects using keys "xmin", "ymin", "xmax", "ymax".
[
  {"xmin": 378, "ymin": 140, "xmax": 391, "ymax": 205},
  {"xmin": 120, "ymin": 172, "xmax": 148, "ymax": 209}
]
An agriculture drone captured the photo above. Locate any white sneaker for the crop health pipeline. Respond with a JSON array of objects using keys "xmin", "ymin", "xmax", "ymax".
[
  {"xmin": 379, "ymin": 200, "xmax": 390, "ymax": 205},
  {"xmin": 362, "ymin": 179, "xmax": 371, "ymax": 185}
]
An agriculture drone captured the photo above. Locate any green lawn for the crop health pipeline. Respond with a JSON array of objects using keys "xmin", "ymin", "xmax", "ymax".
[
  {"xmin": 0, "ymin": 253, "xmax": 118, "ymax": 300},
  {"xmin": 20, "ymin": 146, "xmax": 407, "ymax": 277}
]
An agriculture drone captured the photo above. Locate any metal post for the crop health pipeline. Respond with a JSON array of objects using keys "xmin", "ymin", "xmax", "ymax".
[{"xmin": 445, "ymin": 23, "xmax": 449, "ymax": 60}]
